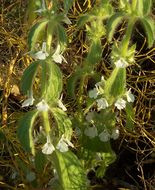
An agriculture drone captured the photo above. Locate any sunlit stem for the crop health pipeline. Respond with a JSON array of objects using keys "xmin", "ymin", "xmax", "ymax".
[
  {"xmin": 43, "ymin": 111, "xmax": 51, "ymax": 134},
  {"xmin": 121, "ymin": 18, "xmax": 136, "ymax": 57},
  {"xmin": 131, "ymin": 0, "xmax": 137, "ymax": 12},
  {"xmin": 46, "ymin": 24, "xmax": 53, "ymax": 53},
  {"xmin": 77, "ymin": 75, "xmax": 86, "ymax": 119}
]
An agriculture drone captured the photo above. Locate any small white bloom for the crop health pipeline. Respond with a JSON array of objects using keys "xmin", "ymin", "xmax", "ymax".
[
  {"xmin": 34, "ymin": 42, "xmax": 49, "ymax": 60},
  {"xmin": 99, "ymin": 129, "xmax": 110, "ymax": 142},
  {"xmin": 88, "ymin": 88, "xmax": 98, "ymax": 99},
  {"xmin": 96, "ymin": 98, "xmax": 109, "ymax": 110},
  {"xmin": 22, "ymin": 96, "xmax": 34, "ymax": 107},
  {"xmin": 52, "ymin": 44, "xmax": 67, "ymax": 64},
  {"xmin": 85, "ymin": 111, "xmax": 95, "ymax": 122},
  {"xmin": 96, "ymin": 76, "xmax": 105, "ymax": 87},
  {"xmin": 114, "ymin": 98, "xmax": 126, "ymax": 110},
  {"xmin": 126, "ymin": 88, "xmax": 135, "ymax": 103},
  {"xmin": 42, "ymin": 135, "xmax": 55, "ymax": 155},
  {"xmin": 58, "ymin": 95, "xmax": 67, "ymax": 111},
  {"xmin": 111, "ymin": 128, "xmax": 120, "ymax": 140},
  {"xmin": 56, "ymin": 135, "xmax": 74, "ymax": 152},
  {"xmin": 36, "ymin": 99, "xmax": 49, "ymax": 111},
  {"xmin": 84, "ymin": 126, "xmax": 98, "ymax": 138},
  {"xmin": 115, "ymin": 58, "xmax": 129, "ymax": 68}
]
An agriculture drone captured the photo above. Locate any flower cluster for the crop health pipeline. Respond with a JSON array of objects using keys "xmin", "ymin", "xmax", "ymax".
[
  {"xmin": 42, "ymin": 134, "xmax": 74, "ymax": 155},
  {"xmin": 22, "ymin": 96, "xmax": 67, "ymax": 112},
  {"xmin": 88, "ymin": 76, "xmax": 135, "ymax": 111},
  {"xmin": 32, "ymin": 42, "xmax": 67, "ymax": 64},
  {"xmin": 84, "ymin": 125, "xmax": 120, "ymax": 142}
]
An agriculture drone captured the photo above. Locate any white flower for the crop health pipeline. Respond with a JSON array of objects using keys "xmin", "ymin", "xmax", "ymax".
[
  {"xmin": 36, "ymin": 99, "xmax": 49, "ymax": 111},
  {"xmin": 115, "ymin": 58, "xmax": 129, "ymax": 68},
  {"xmin": 96, "ymin": 98, "xmax": 109, "ymax": 110},
  {"xmin": 111, "ymin": 128, "xmax": 119, "ymax": 140},
  {"xmin": 114, "ymin": 98, "xmax": 126, "ymax": 110},
  {"xmin": 22, "ymin": 96, "xmax": 34, "ymax": 107},
  {"xmin": 85, "ymin": 111, "xmax": 95, "ymax": 122},
  {"xmin": 126, "ymin": 88, "xmax": 135, "ymax": 103},
  {"xmin": 95, "ymin": 76, "xmax": 105, "ymax": 87},
  {"xmin": 99, "ymin": 129, "xmax": 110, "ymax": 142},
  {"xmin": 34, "ymin": 42, "xmax": 49, "ymax": 60},
  {"xmin": 88, "ymin": 88, "xmax": 98, "ymax": 99},
  {"xmin": 52, "ymin": 44, "xmax": 67, "ymax": 64},
  {"xmin": 84, "ymin": 126, "xmax": 98, "ymax": 138},
  {"xmin": 42, "ymin": 135, "xmax": 55, "ymax": 155},
  {"xmin": 56, "ymin": 135, "xmax": 74, "ymax": 152},
  {"xmin": 57, "ymin": 95, "xmax": 67, "ymax": 111}
]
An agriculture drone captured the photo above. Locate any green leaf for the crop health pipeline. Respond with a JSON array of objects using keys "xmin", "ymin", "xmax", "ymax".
[
  {"xmin": 107, "ymin": 12, "xmax": 124, "ymax": 42},
  {"xmin": 21, "ymin": 61, "xmax": 40, "ymax": 95},
  {"xmin": 82, "ymin": 136, "xmax": 113, "ymax": 153},
  {"xmin": 141, "ymin": 17, "xmax": 155, "ymax": 48},
  {"xmin": 67, "ymin": 67, "xmax": 87, "ymax": 98},
  {"xmin": 28, "ymin": 19, "xmax": 48, "ymax": 50},
  {"xmin": 126, "ymin": 102, "xmax": 135, "ymax": 131},
  {"xmin": 35, "ymin": 151, "xmax": 47, "ymax": 173},
  {"xmin": 64, "ymin": 0, "xmax": 74, "ymax": 13},
  {"xmin": 56, "ymin": 24, "xmax": 67, "ymax": 46},
  {"xmin": 77, "ymin": 14, "xmax": 92, "ymax": 28},
  {"xmin": 86, "ymin": 39, "xmax": 102, "ymax": 65},
  {"xmin": 17, "ymin": 110, "xmax": 38, "ymax": 154},
  {"xmin": 104, "ymin": 68, "xmax": 126, "ymax": 102},
  {"xmin": 96, "ymin": 151, "xmax": 116, "ymax": 178},
  {"xmin": 52, "ymin": 108, "xmax": 72, "ymax": 139},
  {"xmin": 44, "ymin": 61, "xmax": 63, "ymax": 102},
  {"xmin": 143, "ymin": 0, "xmax": 152, "ymax": 15},
  {"xmin": 51, "ymin": 150, "xmax": 88, "ymax": 190}
]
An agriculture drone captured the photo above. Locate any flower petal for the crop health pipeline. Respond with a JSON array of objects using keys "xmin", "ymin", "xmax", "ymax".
[
  {"xmin": 111, "ymin": 128, "xmax": 119, "ymax": 140},
  {"xmin": 22, "ymin": 96, "xmax": 35, "ymax": 107},
  {"xmin": 36, "ymin": 99, "xmax": 49, "ymax": 111},
  {"xmin": 56, "ymin": 139, "xmax": 69, "ymax": 152},
  {"xmin": 88, "ymin": 88, "xmax": 98, "ymax": 99},
  {"xmin": 115, "ymin": 58, "xmax": 129, "ymax": 68},
  {"xmin": 42, "ymin": 142, "xmax": 55, "ymax": 154},
  {"xmin": 99, "ymin": 129, "xmax": 110, "ymax": 142},
  {"xmin": 96, "ymin": 98, "xmax": 109, "ymax": 110},
  {"xmin": 126, "ymin": 89, "xmax": 135, "ymax": 103},
  {"xmin": 84, "ymin": 126, "xmax": 98, "ymax": 138},
  {"xmin": 114, "ymin": 98, "xmax": 126, "ymax": 110},
  {"xmin": 34, "ymin": 51, "xmax": 49, "ymax": 60}
]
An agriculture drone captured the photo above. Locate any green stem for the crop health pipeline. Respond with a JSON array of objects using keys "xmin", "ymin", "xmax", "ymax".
[
  {"xmin": 43, "ymin": 111, "xmax": 51, "ymax": 134},
  {"xmin": 46, "ymin": 22, "xmax": 53, "ymax": 53}
]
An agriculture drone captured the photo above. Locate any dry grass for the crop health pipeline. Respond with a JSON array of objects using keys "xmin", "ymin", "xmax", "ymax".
[{"xmin": 0, "ymin": 0, "xmax": 155, "ymax": 189}]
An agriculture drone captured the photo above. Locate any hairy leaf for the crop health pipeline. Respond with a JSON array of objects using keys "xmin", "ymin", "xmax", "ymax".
[
  {"xmin": 141, "ymin": 17, "xmax": 155, "ymax": 48},
  {"xmin": 17, "ymin": 110, "xmax": 38, "ymax": 154},
  {"xmin": 64, "ymin": 0, "xmax": 74, "ymax": 13},
  {"xmin": 126, "ymin": 102, "xmax": 135, "ymax": 131},
  {"xmin": 21, "ymin": 61, "xmax": 40, "ymax": 95},
  {"xmin": 107, "ymin": 12, "xmax": 124, "ymax": 42},
  {"xmin": 44, "ymin": 60, "xmax": 63, "ymax": 102},
  {"xmin": 104, "ymin": 68, "xmax": 126, "ymax": 102},
  {"xmin": 52, "ymin": 108, "xmax": 72, "ymax": 139},
  {"xmin": 86, "ymin": 39, "xmax": 102, "ymax": 65},
  {"xmin": 28, "ymin": 19, "xmax": 48, "ymax": 50},
  {"xmin": 143, "ymin": 0, "xmax": 152, "ymax": 15},
  {"xmin": 51, "ymin": 150, "xmax": 88, "ymax": 190}
]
